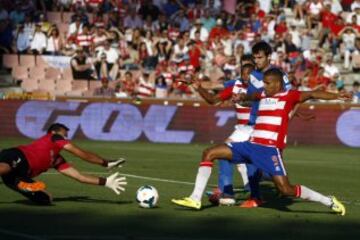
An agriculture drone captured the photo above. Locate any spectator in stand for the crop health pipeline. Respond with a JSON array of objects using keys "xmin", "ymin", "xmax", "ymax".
[
  {"xmin": 318, "ymin": 3, "xmax": 338, "ymax": 49},
  {"xmin": 209, "ymin": 19, "xmax": 228, "ymax": 41},
  {"xmin": 352, "ymin": 37, "xmax": 360, "ymax": 72},
  {"xmin": 123, "ymin": 8, "xmax": 143, "ymax": 29},
  {"xmin": 68, "ymin": 16, "xmax": 83, "ymax": 37},
  {"xmin": 45, "ymin": 27, "xmax": 63, "ymax": 55},
  {"xmin": 95, "ymin": 40, "xmax": 120, "ymax": 80},
  {"xmin": 70, "ymin": 47, "xmax": 94, "ymax": 80},
  {"xmin": 15, "ymin": 25, "xmax": 31, "ymax": 54},
  {"xmin": 93, "ymin": 77, "xmax": 115, "ymax": 97},
  {"xmin": 76, "ymin": 24, "xmax": 94, "ymax": 53},
  {"xmin": 155, "ymin": 75, "xmax": 168, "ymax": 98},
  {"xmin": 120, "ymin": 71, "xmax": 136, "ymax": 97},
  {"xmin": 173, "ymin": 9, "xmax": 191, "ymax": 33},
  {"xmin": 351, "ymin": 81, "xmax": 360, "ymax": 103},
  {"xmin": 0, "ymin": 3, "xmax": 8, "ymax": 22},
  {"xmin": 201, "ymin": 9, "xmax": 216, "ymax": 32},
  {"xmin": 190, "ymin": 19, "xmax": 209, "ymax": 42},
  {"xmin": 323, "ymin": 57, "xmax": 340, "ymax": 81},
  {"xmin": 9, "ymin": 3, "xmax": 25, "ymax": 26},
  {"xmin": 136, "ymin": 70, "xmax": 155, "ymax": 98},
  {"xmin": 340, "ymin": 26, "xmax": 358, "ymax": 70},
  {"xmin": 306, "ymin": 0, "xmax": 323, "ymax": 30},
  {"xmin": 29, "ymin": 24, "xmax": 47, "ymax": 55}
]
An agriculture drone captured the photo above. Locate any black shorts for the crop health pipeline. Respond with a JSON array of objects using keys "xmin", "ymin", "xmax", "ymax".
[{"xmin": 0, "ymin": 148, "xmax": 30, "ymax": 177}]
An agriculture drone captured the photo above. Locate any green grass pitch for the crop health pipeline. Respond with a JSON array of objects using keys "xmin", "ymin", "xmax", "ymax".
[{"xmin": 0, "ymin": 138, "xmax": 359, "ymax": 240}]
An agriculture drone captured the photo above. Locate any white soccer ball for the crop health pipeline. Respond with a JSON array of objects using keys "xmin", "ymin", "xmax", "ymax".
[{"xmin": 136, "ymin": 185, "xmax": 159, "ymax": 208}]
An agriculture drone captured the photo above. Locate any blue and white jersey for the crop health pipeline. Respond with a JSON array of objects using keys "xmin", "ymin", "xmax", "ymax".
[{"xmin": 247, "ymin": 68, "xmax": 291, "ymax": 125}]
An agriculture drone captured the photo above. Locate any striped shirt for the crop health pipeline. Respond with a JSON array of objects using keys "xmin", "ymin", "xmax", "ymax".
[
  {"xmin": 249, "ymin": 90, "xmax": 301, "ymax": 149},
  {"xmin": 137, "ymin": 77, "xmax": 155, "ymax": 98},
  {"xmin": 219, "ymin": 79, "xmax": 251, "ymax": 126}
]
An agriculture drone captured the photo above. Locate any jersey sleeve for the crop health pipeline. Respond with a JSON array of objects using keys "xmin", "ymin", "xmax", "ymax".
[
  {"xmin": 218, "ymin": 86, "xmax": 233, "ymax": 101},
  {"xmin": 52, "ymin": 134, "xmax": 70, "ymax": 149},
  {"xmin": 288, "ymin": 90, "xmax": 301, "ymax": 104},
  {"xmin": 232, "ymin": 80, "xmax": 247, "ymax": 94},
  {"xmin": 53, "ymin": 155, "xmax": 71, "ymax": 171}
]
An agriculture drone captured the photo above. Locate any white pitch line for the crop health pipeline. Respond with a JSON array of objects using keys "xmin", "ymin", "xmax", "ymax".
[
  {"xmin": 44, "ymin": 171, "xmax": 217, "ymax": 187},
  {"xmin": 0, "ymin": 228, "xmax": 44, "ymax": 240}
]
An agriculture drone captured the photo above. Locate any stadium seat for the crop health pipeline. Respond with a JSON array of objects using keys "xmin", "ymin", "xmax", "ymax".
[
  {"xmin": 352, "ymin": 54, "xmax": 360, "ymax": 69},
  {"xmin": 55, "ymin": 79, "xmax": 73, "ymax": 95},
  {"xmin": 47, "ymin": 11, "xmax": 62, "ymax": 23},
  {"xmin": 65, "ymin": 89, "xmax": 85, "ymax": 97},
  {"xmin": 38, "ymin": 78, "xmax": 56, "ymax": 93},
  {"xmin": 12, "ymin": 66, "xmax": 29, "ymax": 80},
  {"xmin": 62, "ymin": 67, "xmax": 74, "ymax": 80},
  {"xmin": 45, "ymin": 67, "xmax": 61, "ymax": 80},
  {"xmin": 2, "ymin": 54, "xmax": 19, "ymax": 69},
  {"xmin": 35, "ymin": 55, "xmax": 49, "ymax": 67},
  {"xmin": 89, "ymin": 80, "xmax": 101, "ymax": 90},
  {"xmin": 21, "ymin": 78, "xmax": 39, "ymax": 92},
  {"xmin": 19, "ymin": 55, "xmax": 36, "ymax": 68},
  {"xmin": 72, "ymin": 79, "xmax": 89, "ymax": 90},
  {"xmin": 29, "ymin": 67, "xmax": 46, "ymax": 80}
]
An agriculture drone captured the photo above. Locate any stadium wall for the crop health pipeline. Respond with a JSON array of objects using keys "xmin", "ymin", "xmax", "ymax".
[{"xmin": 0, "ymin": 100, "xmax": 359, "ymax": 147}]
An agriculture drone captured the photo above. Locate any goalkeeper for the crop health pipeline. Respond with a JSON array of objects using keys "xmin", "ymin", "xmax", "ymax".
[{"xmin": 0, "ymin": 123, "xmax": 127, "ymax": 205}]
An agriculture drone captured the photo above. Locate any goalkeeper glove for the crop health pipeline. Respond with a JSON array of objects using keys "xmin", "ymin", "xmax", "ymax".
[
  {"xmin": 105, "ymin": 158, "xmax": 126, "ymax": 170},
  {"xmin": 105, "ymin": 172, "xmax": 127, "ymax": 195}
]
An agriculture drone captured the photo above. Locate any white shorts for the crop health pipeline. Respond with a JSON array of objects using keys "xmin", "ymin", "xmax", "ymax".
[{"xmin": 227, "ymin": 125, "xmax": 254, "ymax": 143}]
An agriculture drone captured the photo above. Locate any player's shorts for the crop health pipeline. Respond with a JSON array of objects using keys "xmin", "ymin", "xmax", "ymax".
[
  {"xmin": 226, "ymin": 141, "xmax": 287, "ymax": 176},
  {"xmin": 0, "ymin": 148, "xmax": 52, "ymax": 205},
  {"xmin": 0, "ymin": 148, "xmax": 30, "ymax": 176},
  {"xmin": 227, "ymin": 124, "xmax": 254, "ymax": 143}
]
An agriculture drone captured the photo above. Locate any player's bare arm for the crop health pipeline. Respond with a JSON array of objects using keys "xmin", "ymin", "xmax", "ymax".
[
  {"xmin": 59, "ymin": 166, "xmax": 102, "ymax": 185},
  {"xmin": 63, "ymin": 143, "xmax": 125, "ymax": 169},
  {"xmin": 299, "ymin": 90, "xmax": 352, "ymax": 102},
  {"xmin": 192, "ymin": 77, "xmax": 222, "ymax": 105}
]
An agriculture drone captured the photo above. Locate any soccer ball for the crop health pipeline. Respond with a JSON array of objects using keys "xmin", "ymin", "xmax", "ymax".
[{"xmin": 136, "ymin": 185, "xmax": 159, "ymax": 208}]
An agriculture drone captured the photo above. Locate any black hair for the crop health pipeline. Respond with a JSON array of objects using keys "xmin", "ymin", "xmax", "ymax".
[
  {"xmin": 252, "ymin": 41, "xmax": 272, "ymax": 56},
  {"xmin": 242, "ymin": 63, "xmax": 255, "ymax": 72},
  {"xmin": 264, "ymin": 68, "xmax": 284, "ymax": 87},
  {"xmin": 240, "ymin": 54, "xmax": 254, "ymax": 65},
  {"xmin": 47, "ymin": 123, "xmax": 69, "ymax": 133},
  {"xmin": 354, "ymin": 81, "xmax": 359, "ymax": 87}
]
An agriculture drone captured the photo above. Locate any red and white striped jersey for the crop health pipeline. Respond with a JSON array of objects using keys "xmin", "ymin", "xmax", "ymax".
[
  {"xmin": 76, "ymin": 33, "xmax": 93, "ymax": 47},
  {"xmin": 249, "ymin": 90, "xmax": 301, "ymax": 149},
  {"xmin": 218, "ymin": 79, "xmax": 251, "ymax": 126},
  {"xmin": 137, "ymin": 77, "xmax": 155, "ymax": 98}
]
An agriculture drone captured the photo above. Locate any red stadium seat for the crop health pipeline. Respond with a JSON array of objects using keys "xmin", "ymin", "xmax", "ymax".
[
  {"xmin": 89, "ymin": 80, "xmax": 101, "ymax": 90},
  {"xmin": 21, "ymin": 78, "xmax": 39, "ymax": 92},
  {"xmin": 45, "ymin": 67, "xmax": 61, "ymax": 80},
  {"xmin": 12, "ymin": 66, "xmax": 29, "ymax": 80},
  {"xmin": 29, "ymin": 67, "xmax": 46, "ymax": 80},
  {"xmin": 62, "ymin": 67, "xmax": 74, "ymax": 80},
  {"xmin": 19, "ymin": 55, "xmax": 36, "ymax": 68},
  {"xmin": 38, "ymin": 78, "xmax": 56, "ymax": 93},
  {"xmin": 72, "ymin": 79, "xmax": 89, "ymax": 90},
  {"xmin": 55, "ymin": 79, "xmax": 73, "ymax": 95},
  {"xmin": 3, "ymin": 54, "xmax": 19, "ymax": 68}
]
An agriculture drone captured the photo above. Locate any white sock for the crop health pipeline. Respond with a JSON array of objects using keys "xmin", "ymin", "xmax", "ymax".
[
  {"xmin": 237, "ymin": 164, "xmax": 249, "ymax": 190},
  {"xmin": 190, "ymin": 164, "xmax": 213, "ymax": 202},
  {"xmin": 297, "ymin": 185, "xmax": 332, "ymax": 207}
]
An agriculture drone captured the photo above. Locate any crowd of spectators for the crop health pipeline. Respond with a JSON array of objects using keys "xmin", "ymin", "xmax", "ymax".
[{"xmin": 0, "ymin": 0, "xmax": 359, "ymax": 102}]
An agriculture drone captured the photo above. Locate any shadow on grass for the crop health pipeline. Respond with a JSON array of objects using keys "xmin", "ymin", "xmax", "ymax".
[
  {"xmin": 0, "ymin": 208, "xmax": 358, "ymax": 240},
  {"xmin": 0, "ymin": 196, "xmax": 133, "ymax": 206}
]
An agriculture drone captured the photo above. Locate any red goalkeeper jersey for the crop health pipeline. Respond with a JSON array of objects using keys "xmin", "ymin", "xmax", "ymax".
[{"xmin": 18, "ymin": 134, "xmax": 70, "ymax": 177}]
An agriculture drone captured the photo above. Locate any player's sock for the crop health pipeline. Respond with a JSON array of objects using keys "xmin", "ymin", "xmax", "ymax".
[
  {"xmin": 247, "ymin": 164, "xmax": 262, "ymax": 199},
  {"xmin": 190, "ymin": 161, "xmax": 213, "ymax": 202},
  {"xmin": 236, "ymin": 164, "xmax": 249, "ymax": 191},
  {"xmin": 295, "ymin": 185, "xmax": 332, "ymax": 207},
  {"xmin": 218, "ymin": 159, "xmax": 234, "ymax": 197}
]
